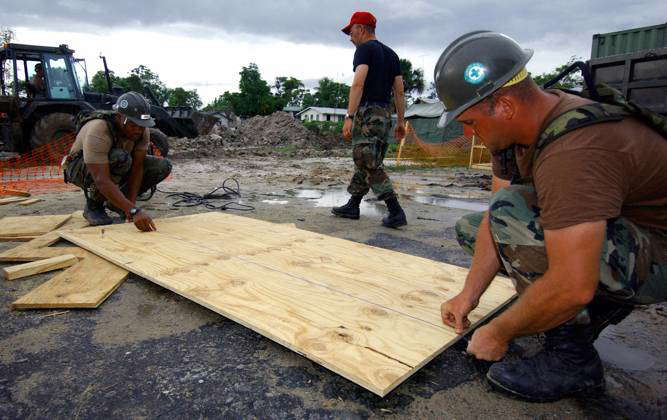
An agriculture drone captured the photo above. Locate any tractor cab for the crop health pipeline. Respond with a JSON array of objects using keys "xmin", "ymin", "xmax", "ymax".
[{"xmin": 0, "ymin": 43, "xmax": 87, "ymax": 101}]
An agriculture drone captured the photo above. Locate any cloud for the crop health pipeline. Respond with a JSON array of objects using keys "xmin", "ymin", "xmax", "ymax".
[{"xmin": 5, "ymin": 0, "xmax": 666, "ymax": 51}]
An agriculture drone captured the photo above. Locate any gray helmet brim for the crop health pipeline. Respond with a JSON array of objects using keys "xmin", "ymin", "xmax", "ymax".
[
  {"xmin": 127, "ymin": 115, "xmax": 155, "ymax": 128},
  {"xmin": 437, "ymin": 47, "xmax": 534, "ymax": 128}
]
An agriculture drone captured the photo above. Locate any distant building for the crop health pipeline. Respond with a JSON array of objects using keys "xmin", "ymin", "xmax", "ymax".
[
  {"xmin": 282, "ymin": 105, "xmax": 302, "ymax": 117},
  {"xmin": 296, "ymin": 107, "xmax": 347, "ymax": 122}
]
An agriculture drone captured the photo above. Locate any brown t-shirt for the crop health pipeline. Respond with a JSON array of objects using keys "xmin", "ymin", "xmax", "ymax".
[
  {"xmin": 69, "ymin": 119, "xmax": 149, "ymax": 164},
  {"xmin": 493, "ymin": 90, "xmax": 667, "ymax": 231}
]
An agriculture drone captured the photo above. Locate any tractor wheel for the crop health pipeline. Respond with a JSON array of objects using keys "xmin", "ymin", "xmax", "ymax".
[
  {"xmin": 149, "ymin": 128, "xmax": 170, "ymax": 157},
  {"xmin": 29, "ymin": 113, "xmax": 76, "ymax": 150}
]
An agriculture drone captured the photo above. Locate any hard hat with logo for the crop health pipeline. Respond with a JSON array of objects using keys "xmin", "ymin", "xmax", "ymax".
[
  {"xmin": 113, "ymin": 91, "xmax": 155, "ymax": 128},
  {"xmin": 434, "ymin": 31, "xmax": 533, "ymax": 128}
]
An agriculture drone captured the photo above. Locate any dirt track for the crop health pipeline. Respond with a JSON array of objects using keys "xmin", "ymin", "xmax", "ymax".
[{"xmin": 1, "ymin": 155, "xmax": 665, "ymax": 418}]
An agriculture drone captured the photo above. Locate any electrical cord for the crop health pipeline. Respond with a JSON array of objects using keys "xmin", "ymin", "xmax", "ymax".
[{"xmin": 157, "ymin": 178, "xmax": 255, "ymax": 211}]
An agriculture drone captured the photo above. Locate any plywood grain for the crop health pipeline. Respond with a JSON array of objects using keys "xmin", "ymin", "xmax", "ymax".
[
  {"xmin": 1, "ymin": 254, "xmax": 79, "ymax": 280},
  {"xmin": 61, "ymin": 212, "xmax": 515, "ymax": 396},
  {"xmin": 1, "ymin": 212, "xmax": 128, "ymax": 308},
  {"xmin": 0, "ymin": 214, "xmax": 72, "ymax": 237},
  {"xmin": 12, "ymin": 253, "xmax": 128, "ymax": 309}
]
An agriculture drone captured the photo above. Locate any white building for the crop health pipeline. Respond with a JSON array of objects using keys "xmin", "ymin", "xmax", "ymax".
[{"xmin": 296, "ymin": 107, "xmax": 347, "ymax": 122}]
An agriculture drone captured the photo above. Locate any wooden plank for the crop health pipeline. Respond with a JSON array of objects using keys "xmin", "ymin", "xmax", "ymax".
[
  {"xmin": 0, "ymin": 236, "xmax": 38, "ymax": 242},
  {"xmin": 18, "ymin": 198, "xmax": 43, "ymax": 206},
  {"xmin": 61, "ymin": 212, "xmax": 516, "ymax": 396},
  {"xmin": 0, "ymin": 214, "xmax": 72, "ymax": 237},
  {"xmin": 0, "ymin": 196, "xmax": 30, "ymax": 205},
  {"xmin": 1, "ymin": 254, "xmax": 79, "ymax": 281},
  {"xmin": 12, "ymin": 253, "xmax": 128, "ymax": 309},
  {"xmin": 0, "ymin": 189, "xmax": 31, "ymax": 197},
  {"xmin": 0, "ymin": 211, "xmax": 90, "ymax": 262}
]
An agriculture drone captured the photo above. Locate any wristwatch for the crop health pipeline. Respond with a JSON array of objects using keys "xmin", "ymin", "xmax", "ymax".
[
  {"xmin": 128, "ymin": 207, "xmax": 142, "ymax": 220},
  {"xmin": 345, "ymin": 113, "xmax": 354, "ymax": 120}
]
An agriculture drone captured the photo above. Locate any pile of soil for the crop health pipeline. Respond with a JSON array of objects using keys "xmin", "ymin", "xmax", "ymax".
[{"xmin": 169, "ymin": 112, "xmax": 347, "ymax": 159}]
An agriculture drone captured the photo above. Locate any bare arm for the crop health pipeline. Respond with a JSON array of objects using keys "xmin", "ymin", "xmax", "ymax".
[
  {"xmin": 489, "ymin": 221, "xmax": 604, "ymax": 339},
  {"xmin": 442, "ymin": 175, "xmax": 510, "ymax": 332},
  {"xmin": 342, "ymin": 64, "xmax": 369, "ymax": 141},
  {"xmin": 87, "ymin": 163, "xmax": 134, "ymax": 215},
  {"xmin": 87, "ymin": 161, "xmax": 156, "ymax": 232},
  {"xmin": 392, "ymin": 75, "xmax": 406, "ymax": 139},
  {"xmin": 126, "ymin": 147, "xmax": 146, "ymax": 204}
]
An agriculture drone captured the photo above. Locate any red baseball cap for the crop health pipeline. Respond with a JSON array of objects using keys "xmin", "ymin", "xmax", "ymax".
[{"xmin": 341, "ymin": 11, "xmax": 377, "ymax": 35}]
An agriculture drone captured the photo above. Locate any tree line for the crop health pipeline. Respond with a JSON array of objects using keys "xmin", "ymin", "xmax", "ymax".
[{"xmin": 88, "ymin": 58, "xmax": 426, "ymax": 117}]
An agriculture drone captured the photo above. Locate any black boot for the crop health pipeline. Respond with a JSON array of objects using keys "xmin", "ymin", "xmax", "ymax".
[
  {"xmin": 486, "ymin": 323, "xmax": 605, "ymax": 402},
  {"xmin": 332, "ymin": 195, "xmax": 363, "ymax": 219},
  {"xmin": 83, "ymin": 198, "xmax": 113, "ymax": 226},
  {"xmin": 382, "ymin": 197, "xmax": 407, "ymax": 228}
]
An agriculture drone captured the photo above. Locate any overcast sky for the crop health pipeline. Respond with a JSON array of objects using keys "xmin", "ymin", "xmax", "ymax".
[{"xmin": 4, "ymin": 0, "xmax": 665, "ymax": 104}]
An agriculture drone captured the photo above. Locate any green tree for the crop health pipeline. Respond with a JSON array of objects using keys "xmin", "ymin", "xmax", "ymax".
[
  {"xmin": 1, "ymin": 27, "xmax": 15, "ymax": 90},
  {"xmin": 167, "ymin": 87, "xmax": 202, "ymax": 109},
  {"xmin": 302, "ymin": 78, "xmax": 350, "ymax": 108},
  {"xmin": 221, "ymin": 63, "xmax": 282, "ymax": 117},
  {"xmin": 532, "ymin": 56, "xmax": 584, "ymax": 89},
  {"xmin": 126, "ymin": 65, "xmax": 168, "ymax": 103},
  {"xmin": 274, "ymin": 76, "xmax": 305, "ymax": 108},
  {"xmin": 399, "ymin": 58, "xmax": 425, "ymax": 96},
  {"xmin": 203, "ymin": 94, "xmax": 233, "ymax": 112},
  {"xmin": 88, "ymin": 70, "xmax": 122, "ymax": 93}
]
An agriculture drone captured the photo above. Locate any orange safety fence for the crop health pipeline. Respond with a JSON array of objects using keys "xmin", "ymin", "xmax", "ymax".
[
  {"xmin": 396, "ymin": 121, "xmax": 490, "ymax": 167},
  {"xmin": 0, "ymin": 133, "xmax": 78, "ymax": 194}
]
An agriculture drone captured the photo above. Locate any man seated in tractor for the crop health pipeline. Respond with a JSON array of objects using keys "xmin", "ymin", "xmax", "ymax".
[
  {"xmin": 30, "ymin": 63, "xmax": 46, "ymax": 96},
  {"xmin": 63, "ymin": 92, "xmax": 172, "ymax": 232}
]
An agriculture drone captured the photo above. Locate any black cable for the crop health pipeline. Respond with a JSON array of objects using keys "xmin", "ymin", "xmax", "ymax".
[{"xmin": 157, "ymin": 178, "xmax": 255, "ymax": 211}]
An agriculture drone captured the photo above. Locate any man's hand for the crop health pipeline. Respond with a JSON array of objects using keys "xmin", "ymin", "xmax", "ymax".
[
  {"xmin": 441, "ymin": 292, "xmax": 478, "ymax": 334},
  {"xmin": 394, "ymin": 120, "xmax": 406, "ymax": 140},
  {"xmin": 130, "ymin": 211, "xmax": 156, "ymax": 232},
  {"xmin": 342, "ymin": 118, "xmax": 353, "ymax": 141},
  {"xmin": 466, "ymin": 324, "xmax": 508, "ymax": 361}
]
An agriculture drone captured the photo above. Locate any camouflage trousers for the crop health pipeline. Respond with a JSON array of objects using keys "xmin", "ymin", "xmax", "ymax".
[
  {"xmin": 456, "ymin": 184, "xmax": 667, "ymax": 305},
  {"xmin": 347, "ymin": 105, "xmax": 395, "ymax": 201},
  {"xmin": 64, "ymin": 148, "xmax": 172, "ymax": 203}
]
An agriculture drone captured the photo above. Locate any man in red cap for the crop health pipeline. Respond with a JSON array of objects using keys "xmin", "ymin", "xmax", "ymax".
[{"xmin": 332, "ymin": 11, "xmax": 408, "ymax": 228}]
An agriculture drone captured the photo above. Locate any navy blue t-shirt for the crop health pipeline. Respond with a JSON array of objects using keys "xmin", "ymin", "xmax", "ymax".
[{"xmin": 353, "ymin": 40, "xmax": 401, "ymax": 105}]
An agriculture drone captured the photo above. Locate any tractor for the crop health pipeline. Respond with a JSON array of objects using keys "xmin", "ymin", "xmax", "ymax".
[{"xmin": 0, "ymin": 42, "xmax": 213, "ymax": 157}]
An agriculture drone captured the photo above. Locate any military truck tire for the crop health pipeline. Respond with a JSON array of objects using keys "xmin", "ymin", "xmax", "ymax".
[
  {"xmin": 29, "ymin": 112, "xmax": 76, "ymax": 150},
  {"xmin": 149, "ymin": 128, "xmax": 170, "ymax": 157}
]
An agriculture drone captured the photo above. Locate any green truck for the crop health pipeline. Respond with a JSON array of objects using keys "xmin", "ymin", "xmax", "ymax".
[
  {"xmin": 544, "ymin": 23, "xmax": 666, "ymax": 116},
  {"xmin": 589, "ymin": 23, "xmax": 666, "ymax": 115}
]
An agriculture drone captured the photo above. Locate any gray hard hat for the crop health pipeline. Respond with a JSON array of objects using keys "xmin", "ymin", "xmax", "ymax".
[
  {"xmin": 434, "ymin": 31, "xmax": 533, "ymax": 128},
  {"xmin": 113, "ymin": 91, "xmax": 155, "ymax": 128}
]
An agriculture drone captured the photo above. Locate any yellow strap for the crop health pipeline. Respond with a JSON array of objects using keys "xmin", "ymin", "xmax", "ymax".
[{"xmin": 503, "ymin": 67, "xmax": 528, "ymax": 88}]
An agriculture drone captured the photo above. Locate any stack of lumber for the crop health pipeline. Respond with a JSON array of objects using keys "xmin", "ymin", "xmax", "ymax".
[{"xmin": 0, "ymin": 212, "xmax": 128, "ymax": 308}]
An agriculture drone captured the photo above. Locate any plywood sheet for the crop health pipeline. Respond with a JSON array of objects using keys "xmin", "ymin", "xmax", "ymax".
[
  {"xmin": 13, "ymin": 253, "xmax": 128, "ymax": 309},
  {"xmin": 1, "ymin": 212, "xmax": 128, "ymax": 308},
  {"xmin": 61, "ymin": 212, "xmax": 515, "ymax": 396},
  {"xmin": 0, "ymin": 214, "xmax": 72, "ymax": 237}
]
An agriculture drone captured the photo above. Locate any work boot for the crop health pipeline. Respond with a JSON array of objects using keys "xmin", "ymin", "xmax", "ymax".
[
  {"xmin": 486, "ymin": 324, "xmax": 605, "ymax": 402},
  {"xmin": 332, "ymin": 195, "xmax": 363, "ymax": 219},
  {"xmin": 83, "ymin": 199, "xmax": 113, "ymax": 226},
  {"xmin": 382, "ymin": 197, "xmax": 407, "ymax": 228}
]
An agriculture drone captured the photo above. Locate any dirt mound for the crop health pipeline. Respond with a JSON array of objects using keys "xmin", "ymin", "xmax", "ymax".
[{"xmin": 170, "ymin": 111, "xmax": 345, "ymax": 159}]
